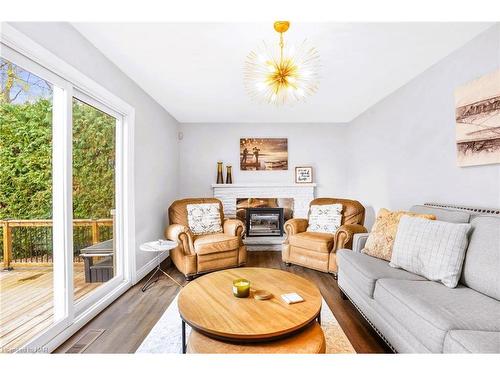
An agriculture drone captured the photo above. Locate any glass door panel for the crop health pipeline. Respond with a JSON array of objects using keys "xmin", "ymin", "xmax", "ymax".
[
  {"xmin": 0, "ymin": 57, "xmax": 54, "ymax": 352},
  {"xmin": 72, "ymin": 97, "xmax": 117, "ymax": 303}
]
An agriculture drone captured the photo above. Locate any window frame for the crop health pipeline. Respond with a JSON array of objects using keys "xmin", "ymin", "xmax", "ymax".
[{"xmin": 0, "ymin": 23, "xmax": 136, "ymax": 352}]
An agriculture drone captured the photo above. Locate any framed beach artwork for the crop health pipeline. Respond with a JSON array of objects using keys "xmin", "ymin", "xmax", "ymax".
[
  {"xmin": 295, "ymin": 166, "xmax": 313, "ymax": 183},
  {"xmin": 454, "ymin": 68, "xmax": 500, "ymax": 167},
  {"xmin": 240, "ymin": 138, "xmax": 288, "ymax": 170}
]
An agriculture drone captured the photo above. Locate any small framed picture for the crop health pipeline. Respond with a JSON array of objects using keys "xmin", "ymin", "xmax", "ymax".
[{"xmin": 295, "ymin": 166, "xmax": 313, "ymax": 183}]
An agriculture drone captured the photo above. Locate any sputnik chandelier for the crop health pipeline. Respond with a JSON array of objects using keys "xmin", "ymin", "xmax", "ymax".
[{"xmin": 244, "ymin": 21, "xmax": 320, "ymax": 105}]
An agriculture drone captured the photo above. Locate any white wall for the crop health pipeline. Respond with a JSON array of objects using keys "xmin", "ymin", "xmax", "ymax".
[
  {"xmin": 348, "ymin": 24, "xmax": 500, "ymax": 228},
  {"xmin": 9, "ymin": 22, "xmax": 180, "ymax": 273},
  {"xmin": 178, "ymin": 123, "xmax": 350, "ymax": 198}
]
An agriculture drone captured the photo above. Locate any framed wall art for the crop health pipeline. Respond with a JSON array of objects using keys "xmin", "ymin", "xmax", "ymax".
[
  {"xmin": 295, "ymin": 166, "xmax": 313, "ymax": 183},
  {"xmin": 240, "ymin": 138, "xmax": 288, "ymax": 170}
]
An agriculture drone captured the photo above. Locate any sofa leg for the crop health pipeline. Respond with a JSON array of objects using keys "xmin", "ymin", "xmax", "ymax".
[
  {"xmin": 284, "ymin": 262, "xmax": 291, "ymax": 267},
  {"xmin": 185, "ymin": 275, "xmax": 194, "ymax": 281},
  {"xmin": 340, "ymin": 289, "xmax": 348, "ymax": 300},
  {"xmin": 332, "ymin": 272, "xmax": 338, "ymax": 280}
]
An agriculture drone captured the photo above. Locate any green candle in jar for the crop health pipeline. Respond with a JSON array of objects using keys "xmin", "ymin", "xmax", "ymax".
[{"xmin": 232, "ymin": 278, "xmax": 250, "ymax": 298}]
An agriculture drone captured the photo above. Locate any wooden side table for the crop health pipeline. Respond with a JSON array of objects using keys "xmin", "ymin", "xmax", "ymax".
[{"xmin": 139, "ymin": 240, "xmax": 181, "ymax": 291}]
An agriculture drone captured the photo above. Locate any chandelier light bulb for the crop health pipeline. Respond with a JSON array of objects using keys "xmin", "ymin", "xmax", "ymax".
[{"xmin": 244, "ymin": 21, "xmax": 320, "ymax": 106}]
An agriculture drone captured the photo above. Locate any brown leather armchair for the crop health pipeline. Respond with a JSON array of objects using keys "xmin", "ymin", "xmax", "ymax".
[
  {"xmin": 282, "ymin": 198, "xmax": 367, "ymax": 277},
  {"xmin": 165, "ymin": 198, "xmax": 246, "ymax": 280}
]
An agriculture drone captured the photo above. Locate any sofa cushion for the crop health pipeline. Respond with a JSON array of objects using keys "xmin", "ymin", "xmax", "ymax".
[
  {"xmin": 186, "ymin": 203, "xmax": 223, "ymax": 235},
  {"xmin": 337, "ymin": 250, "xmax": 426, "ymax": 298},
  {"xmin": 169, "ymin": 198, "xmax": 224, "ymax": 227},
  {"xmin": 390, "ymin": 217, "xmax": 471, "ymax": 288},
  {"xmin": 363, "ymin": 208, "xmax": 435, "ymax": 261},
  {"xmin": 443, "ymin": 330, "xmax": 500, "ymax": 353},
  {"xmin": 461, "ymin": 216, "xmax": 500, "ymax": 300},
  {"xmin": 193, "ymin": 233, "xmax": 239, "ymax": 255},
  {"xmin": 373, "ymin": 279, "xmax": 500, "ymax": 353},
  {"xmin": 289, "ymin": 232, "xmax": 335, "ymax": 253},
  {"xmin": 306, "ymin": 204, "xmax": 343, "ymax": 234},
  {"xmin": 409, "ymin": 205, "xmax": 471, "ymax": 223}
]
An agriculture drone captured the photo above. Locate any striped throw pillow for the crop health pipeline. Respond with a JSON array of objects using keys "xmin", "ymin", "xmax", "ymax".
[{"xmin": 390, "ymin": 216, "xmax": 472, "ymax": 288}]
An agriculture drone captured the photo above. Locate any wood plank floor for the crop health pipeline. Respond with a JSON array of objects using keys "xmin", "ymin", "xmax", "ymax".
[
  {"xmin": 55, "ymin": 251, "xmax": 391, "ymax": 353},
  {"xmin": 0, "ymin": 263, "xmax": 102, "ymax": 351}
]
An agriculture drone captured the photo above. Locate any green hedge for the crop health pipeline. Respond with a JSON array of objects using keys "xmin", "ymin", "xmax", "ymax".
[{"xmin": 0, "ymin": 99, "xmax": 115, "ymax": 221}]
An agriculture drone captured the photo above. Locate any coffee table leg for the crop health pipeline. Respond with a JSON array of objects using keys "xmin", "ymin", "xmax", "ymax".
[{"xmin": 181, "ymin": 320, "xmax": 186, "ymax": 354}]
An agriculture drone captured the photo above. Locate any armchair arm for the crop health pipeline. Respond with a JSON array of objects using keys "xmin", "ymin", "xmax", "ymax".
[
  {"xmin": 165, "ymin": 224, "xmax": 195, "ymax": 255},
  {"xmin": 223, "ymin": 218, "xmax": 245, "ymax": 238},
  {"xmin": 352, "ymin": 232, "xmax": 370, "ymax": 253},
  {"xmin": 334, "ymin": 224, "xmax": 368, "ymax": 251},
  {"xmin": 284, "ymin": 218, "xmax": 309, "ymax": 238}
]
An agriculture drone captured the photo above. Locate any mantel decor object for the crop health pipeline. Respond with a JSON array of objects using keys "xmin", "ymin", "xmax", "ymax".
[
  {"xmin": 216, "ymin": 161, "xmax": 224, "ymax": 184},
  {"xmin": 226, "ymin": 165, "xmax": 233, "ymax": 184},
  {"xmin": 295, "ymin": 166, "xmax": 313, "ymax": 183}
]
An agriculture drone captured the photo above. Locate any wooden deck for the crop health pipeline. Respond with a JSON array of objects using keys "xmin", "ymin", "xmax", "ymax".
[{"xmin": 0, "ymin": 263, "xmax": 102, "ymax": 352}]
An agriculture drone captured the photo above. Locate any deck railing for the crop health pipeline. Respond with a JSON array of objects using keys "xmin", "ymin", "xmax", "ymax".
[{"xmin": 1, "ymin": 219, "xmax": 113, "ymax": 269}]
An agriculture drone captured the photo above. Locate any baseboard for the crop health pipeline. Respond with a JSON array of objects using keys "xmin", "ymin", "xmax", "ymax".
[{"xmin": 134, "ymin": 251, "xmax": 170, "ymax": 285}]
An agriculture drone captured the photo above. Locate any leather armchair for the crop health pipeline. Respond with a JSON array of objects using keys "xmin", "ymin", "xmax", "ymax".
[
  {"xmin": 165, "ymin": 198, "xmax": 246, "ymax": 280},
  {"xmin": 282, "ymin": 198, "xmax": 367, "ymax": 277}
]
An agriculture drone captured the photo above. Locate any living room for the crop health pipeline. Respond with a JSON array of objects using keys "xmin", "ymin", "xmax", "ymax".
[{"xmin": 1, "ymin": 0, "xmax": 499, "ymax": 373}]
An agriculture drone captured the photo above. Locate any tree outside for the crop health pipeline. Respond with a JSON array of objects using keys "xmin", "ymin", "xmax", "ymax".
[{"xmin": 0, "ymin": 57, "xmax": 115, "ymax": 261}]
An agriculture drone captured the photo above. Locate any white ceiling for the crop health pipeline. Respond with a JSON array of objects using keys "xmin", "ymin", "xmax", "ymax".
[{"xmin": 73, "ymin": 22, "xmax": 492, "ymax": 123}]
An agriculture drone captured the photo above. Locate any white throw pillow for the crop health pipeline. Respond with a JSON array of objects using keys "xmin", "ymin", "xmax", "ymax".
[
  {"xmin": 306, "ymin": 204, "xmax": 343, "ymax": 234},
  {"xmin": 186, "ymin": 203, "xmax": 223, "ymax": 235},
  {"xmin": 390, "ymin": 216, "xmax": 472, "ymax": 288}
]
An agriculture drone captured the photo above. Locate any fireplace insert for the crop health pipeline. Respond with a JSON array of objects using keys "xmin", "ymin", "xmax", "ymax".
[{"xmin": 245, "ymin": 207, "xmax": 284, "ymax": 237}]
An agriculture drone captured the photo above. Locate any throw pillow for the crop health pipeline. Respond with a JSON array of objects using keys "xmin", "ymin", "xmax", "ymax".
[
  {"xmin": 363, "ymin": 208, "xmax": 436, "ymax": 261},
  {"xmin": 186, "ymin": 203, "xmax": 223, "ymax": 235},
  {"xmin": 390, "ymin": 216, "xmax": 472, "ymax": 288},
  {"xmin": 306, "ymin": 204, "xmax": 343, "ymax": 234}
]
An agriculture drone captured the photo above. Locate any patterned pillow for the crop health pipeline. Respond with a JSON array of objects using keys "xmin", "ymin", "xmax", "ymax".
[
  {"xmin": 306, "ymin": 204, "xmax": 343, "ymax": 234},
  {"xmin": 363, "ymin": 208, "xmax": 436, "ymax": 261},
  {"xmin": 390, "ymin": 216, "xmax": 472, "ymax": 288},
  {"xmin": 186, "ymin": 203, "xmax": 223, "ymax": 235}
]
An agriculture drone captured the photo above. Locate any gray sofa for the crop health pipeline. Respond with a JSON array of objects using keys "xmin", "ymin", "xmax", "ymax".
[{"xmin": 337, "ymin": 203, "xmax": 500, "ymax": 353}]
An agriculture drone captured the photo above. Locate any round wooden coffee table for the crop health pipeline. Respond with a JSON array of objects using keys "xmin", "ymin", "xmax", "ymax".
[{"xmin": 177, "ymin": 267, "xmax": 322, "ymax": 353}]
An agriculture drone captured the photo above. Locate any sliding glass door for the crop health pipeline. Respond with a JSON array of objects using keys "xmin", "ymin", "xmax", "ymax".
[
  {"xmin": 0, "ymin": 40, "xmax": 129, "ymax": 353},
  {"xmin": 0, "ymin": 56, "xmax": 57, "ymax": 352},
  {"xmin": 72, "ymin": 94, "xmax": 122, "ymax": 308}
]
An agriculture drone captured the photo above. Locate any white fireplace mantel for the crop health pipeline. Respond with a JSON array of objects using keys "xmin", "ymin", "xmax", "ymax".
[{"xmin": 212, "ymin": 183, "xmax": 316, "ymax": 219}]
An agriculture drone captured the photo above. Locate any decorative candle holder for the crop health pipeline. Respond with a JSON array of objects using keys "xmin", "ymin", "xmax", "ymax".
[
  {"xmin": 232, "ymin": 278, "xmax": 250, "ymax": 298},
  {"xmin": 226, "ymin": 165, "xmax": 233, "ymax": 184},
  {"xmin": 216, "ymin": 161, "xmax": 224, "ymax": 184}
]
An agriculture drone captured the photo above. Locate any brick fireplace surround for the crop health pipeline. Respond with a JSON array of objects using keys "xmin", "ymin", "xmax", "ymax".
[
  {"xmin": 212, "ymin": 183, "xmax": 316, "ymax": 250},
  {"xmin": 212, "ymin": 183, "xmax": 316, "ymax": 219}
]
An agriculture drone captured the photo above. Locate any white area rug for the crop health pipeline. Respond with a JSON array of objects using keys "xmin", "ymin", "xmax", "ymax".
[{"xmin": 136, "ymin": 294, "xmax": 355, "ymax": 354}]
